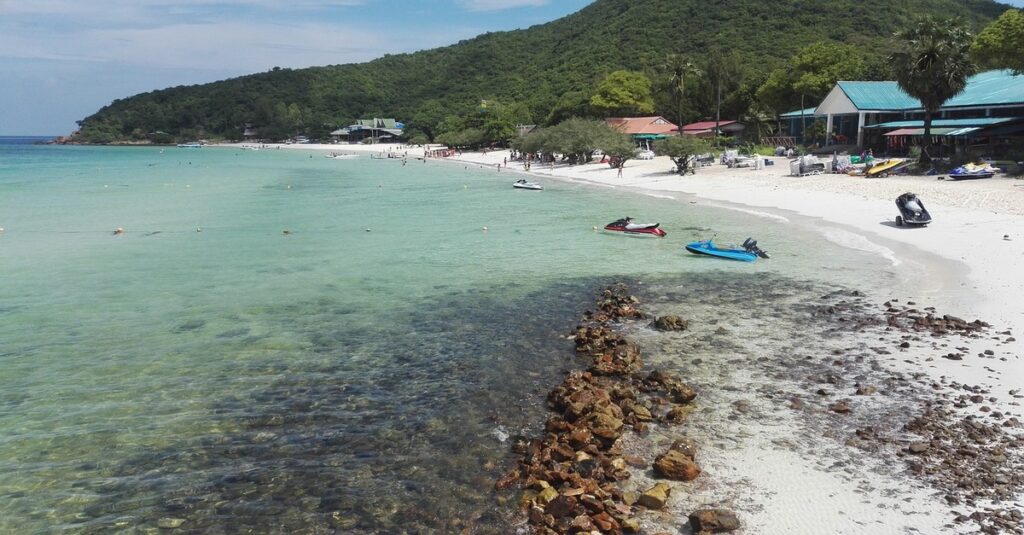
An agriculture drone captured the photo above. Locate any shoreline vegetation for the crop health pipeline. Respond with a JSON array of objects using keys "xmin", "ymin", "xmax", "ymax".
[{"xmin": 219, "ymin": 141, "xmax": 1024, "ymax": 533}]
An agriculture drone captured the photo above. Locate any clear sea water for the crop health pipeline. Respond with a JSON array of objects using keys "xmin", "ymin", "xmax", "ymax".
[{"xmin": 0, "ymin": 142, "xmax": 905, "ymax": 533}]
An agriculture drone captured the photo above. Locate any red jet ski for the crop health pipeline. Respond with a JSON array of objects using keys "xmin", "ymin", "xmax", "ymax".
[{"xmin": 604, "ymin": 217, "xmax": 667, "ymax": 237}]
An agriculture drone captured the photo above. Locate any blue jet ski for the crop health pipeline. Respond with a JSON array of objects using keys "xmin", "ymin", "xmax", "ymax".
[{"xmin": 685, "ymin": 238, "xmax": 770, "ymax": 262}]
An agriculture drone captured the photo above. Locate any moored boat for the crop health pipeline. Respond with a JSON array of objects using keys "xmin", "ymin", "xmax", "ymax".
[
  {"xmin": 684, "ymin": 238, "xmax": 769, "ymax": 262},
  {"xmin": 513, "ymin": 179, "xmax": 543, "ymax": 190},
  {"xmin": 604, "ymin": 217, "xmax": 666, "ymax": 237}
]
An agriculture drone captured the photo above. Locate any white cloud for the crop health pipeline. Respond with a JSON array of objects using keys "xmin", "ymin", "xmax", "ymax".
[{"xmin": 456, "ymin": 0, "xmax": 549, "ymax": 12}]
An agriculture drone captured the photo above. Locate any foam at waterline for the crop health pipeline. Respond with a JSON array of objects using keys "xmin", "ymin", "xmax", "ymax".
[
  {"xmin": 640, "ymin": 192, "xmax": 675, "ymax": 200},
  {"xmin": 821, "ymin": 227, "xmax": 901, "ymax": 266},
  {"xmin": 704, "ymin": 202, "xmax": 791, "ymax": 223}
]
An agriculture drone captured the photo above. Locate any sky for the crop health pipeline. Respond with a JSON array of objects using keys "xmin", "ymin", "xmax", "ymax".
[
  {"xmin": 2, "ymin": 0, "xmax": 1021, "ymax": 136},
  {"xmin": 0, "ymin": 0, "xmax": 593, "ymax": 136}
]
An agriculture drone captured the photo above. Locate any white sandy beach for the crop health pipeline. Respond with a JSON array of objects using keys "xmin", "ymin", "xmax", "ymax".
[{"xmin": 225, "ymin": 141, "xmax": 1023, "ymax": 533}]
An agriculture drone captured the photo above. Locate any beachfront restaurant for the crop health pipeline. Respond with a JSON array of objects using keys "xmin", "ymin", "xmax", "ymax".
[
  {"xmin": 605, "ymin": 116, "xmax": 680, "ymax": 148},
  {"xmin": 809, "ymin": 70, "xmax": 1024, "ymax": 154},
  {"xmin": 681, "ymin": 120, "xmax": 746, "ymax": 138},
  {"xmin": 331, "ymin": 118, "xmax": 404, "ymax": 143}
]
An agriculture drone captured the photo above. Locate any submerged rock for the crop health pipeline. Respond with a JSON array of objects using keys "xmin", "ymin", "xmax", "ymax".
[
  {"xmin": 652, "ymin": 315, "xmax": 689, "ymax": 331},
  {"xmin": 637, "ymin": 482, "xmax": 671, "ymax": 510}
]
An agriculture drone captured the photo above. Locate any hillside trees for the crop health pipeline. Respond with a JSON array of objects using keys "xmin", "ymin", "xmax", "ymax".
[
  {"xmin": 971, "ymin": 9, "xmax": 1024, "ymax": 73},
  {"xmin": 590, "ymin": 71, "xmax": 656, "ymax": 117}
]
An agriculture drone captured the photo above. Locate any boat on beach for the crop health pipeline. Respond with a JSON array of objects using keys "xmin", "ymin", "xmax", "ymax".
[
  {"xmin": 685, "ymin": 238, "xmax": 769, "ymax": 262},
  {"xmin": 949, "ymin": 162, "xmax": 996, "ymax": 180}
]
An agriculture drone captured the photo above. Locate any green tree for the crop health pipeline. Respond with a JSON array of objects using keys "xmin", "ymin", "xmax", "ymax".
[
  {"xmin": 590, "ymin": 71, "xmax": 655, "ymax": 117},
  {"xmin": 756, "ymin": 42, "xmax": 868, "ymax": 142},
  {"xmin": 971, "ymin": 9, "xmax": 1024, "ymax": 73},
  {"xmin": 661, "ymin": 54, "xmax": 700, "ymax": 134},
  {"xmin": 890, "ymin": 17, "xmax": 976, "ymax": 163},
  {"xmin": 704, "ymin": 50, "xmax": 744, "ymax": 138},
  {"xmin": 655, "ymin": 135, "xmax": 712, "ymax": 175},
  {"xmin": 596, "ymin": 131, "xmax": 639, "ymax": 167}
]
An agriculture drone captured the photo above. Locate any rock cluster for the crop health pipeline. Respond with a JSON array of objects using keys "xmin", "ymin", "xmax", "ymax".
[
  {"xmin": 884, "ymin": 302, "xmax": 990, "ymax": 337},
  {"xmin": 496, "ymin": 285, "xmax": 740, "ymax": 534},
  {"xmin": 902, "ymin": 405, "xmax": 1024, "ymax": 533},
  {"xmin": 651, "ymin": 315, "xmax": 689, "ymax": 332}
]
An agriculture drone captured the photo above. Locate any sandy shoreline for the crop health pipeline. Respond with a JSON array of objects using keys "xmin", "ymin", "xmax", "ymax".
[{"xmin": 222, "ymin": 142, "xmax": 1024, "ymax": 533}]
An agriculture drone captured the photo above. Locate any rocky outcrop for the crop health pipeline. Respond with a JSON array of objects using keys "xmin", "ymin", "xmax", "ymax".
[{"xmin": 496, "ymin": 284, "xmax": 703, "ymax": 534}]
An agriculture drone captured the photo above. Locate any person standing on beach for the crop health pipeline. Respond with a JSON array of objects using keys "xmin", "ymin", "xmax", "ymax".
[{"xmin": 617, "ymin": 165, "xmax": 623, "ymax": 178}]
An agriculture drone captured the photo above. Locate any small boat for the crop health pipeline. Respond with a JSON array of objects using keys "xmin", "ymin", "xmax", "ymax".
[
  {"xmin": 513, "ymin": 179, "xmax": 543, "ymax": 190},
  {"xmin": 949, "ymin": 162, "xmax": 996, "ymax": 180},
  {"xmin": 895, "ymin": 192, "xmax": 931, "ymax": 226},
  {"xmin": 685, "ymin": 238, "xmax": 769, "ymax": 262},
  {"xmin": 177, "ymin": 142, "xmax": 202, "ymax": 148},
  {"xmin": 866, "ymin": 158, "xmax": 908, "ymax": 178},
  {"xmin": 326, "ymin": 153, "xmax": 360, "ymax": 159},
  {"xmin": 604, "ymin": 217, "xmax": 666, "ymax": 237}
]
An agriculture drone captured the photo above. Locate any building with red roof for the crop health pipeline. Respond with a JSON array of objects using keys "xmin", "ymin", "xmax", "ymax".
[
  {"xmin": 605, "ymin": 116, "xmax": 680, "ymax": 140},
  {"xmin": 682, "ymin": 120, "xmax": 745, "ymax": 137}
]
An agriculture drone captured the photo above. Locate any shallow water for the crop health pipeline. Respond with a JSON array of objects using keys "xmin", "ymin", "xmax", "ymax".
[{"xmin": 0, "ymin": 145, "xmax": 909, "ymax": 533}]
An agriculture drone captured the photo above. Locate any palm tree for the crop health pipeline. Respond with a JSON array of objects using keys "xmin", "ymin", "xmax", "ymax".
[
  {"xmin": 662, "ymin": 54, "xmax": 699, "ymax": 134},
  {"xmin": 889, "ymin": 17, "xmax": 975, "ymax": 164},
  {"xmin": 704, "ymin": 50, "xmax": 743, "ymax": 139}
]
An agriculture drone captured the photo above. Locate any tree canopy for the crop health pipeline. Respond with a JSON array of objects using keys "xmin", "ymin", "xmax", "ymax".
[
  {"xmin": 590, "ymin": 71, "xmax": 656, "ymax": 117},
  {"xmin": 971, "ymin": 9, "xmax": 1024, "ymax": 73},
  {"xmin": 655, "ymin": 136, "xmax": 712, "ymax": 175},
  {"xmin": 890, "ymin": 17, "xmax": 976, "ymax": 163}
]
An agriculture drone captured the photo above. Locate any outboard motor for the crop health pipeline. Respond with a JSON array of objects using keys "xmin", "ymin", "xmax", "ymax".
[{"xmin": 742, "ymin": 238, "xmax": 770, "ymax": 259}]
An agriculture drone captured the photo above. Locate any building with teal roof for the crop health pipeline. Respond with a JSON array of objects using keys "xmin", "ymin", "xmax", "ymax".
[{"xmin": 786, "ymin": 70, "xmax": 1024, "ymax": 151}]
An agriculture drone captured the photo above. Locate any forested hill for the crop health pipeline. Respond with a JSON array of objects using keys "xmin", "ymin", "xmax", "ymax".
[{"xmin": 75, "ymin": 0, "xmax": 1011, "ymax": 143}]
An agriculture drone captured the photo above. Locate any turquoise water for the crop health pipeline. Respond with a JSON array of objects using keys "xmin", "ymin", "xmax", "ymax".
[{"xmin": 0, "ymin": 144, "xmax": 897, "ymax": 533}]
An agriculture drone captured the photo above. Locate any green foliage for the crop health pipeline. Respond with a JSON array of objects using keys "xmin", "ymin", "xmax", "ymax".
[
  {"xmin": 590, "ymin": 71, "xmax": 655, "ymax": 117},
  {"xmin": 660, "ymin": 54, "xmax": 699, "ymax": 131},
  {"xmin": 756, "ymin": 42, "xmax": 870, "ymax": 113},
  {"xmin": 972, "ymin": 9, "xmax": 1024, "ymax": 73},
  {"xmin": 517, "ymin": 118, "xmax": 623, "ymax": 164},
  {"xmin": 655, "ymin": 135, "xmax": 712, "ymax": 174},
  {"xmin": 73, "ymin": 0, "xmax": 1008, "ymax": 143},
  {"xmin": 597, "ymin": 132, "xmax": 639, "ymax": 166},
  {"xmin": 890, "ymin": 16, "xmax": 976, "ymax": 162},
  {"xmin": 437, "ymin": 127, "xmax": 487, "ymax": 148}
]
